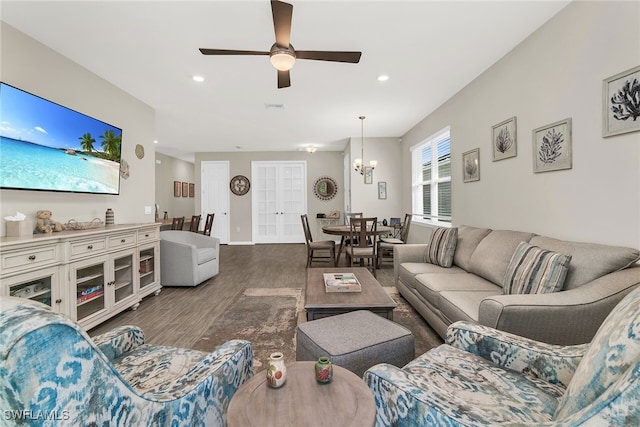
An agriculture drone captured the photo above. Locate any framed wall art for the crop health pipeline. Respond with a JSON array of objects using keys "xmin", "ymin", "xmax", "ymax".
[
  {"xmin": 533, "ymin": 118, "xmax": 572, "ymax": 173},
  {"xmin": 492, "ymin": 116, "xmax": 517, "ymax": 161},
  {"xmin": 462, "ymin": 148, "xmax": 480, "ymax": 182},
  {"xmin": 173, "ymin": 181, "xmax": 181, "ymax": 197},
  {"xmin": 364, "ymin": 166, "xmax": 373, "ymax": 184},
  {"xmin": 602, "ymin": 65, "xmax": 640, "ymax": 137},
  {"xmin": 182, "ymin": 182, "xmax": 188, "ymax": 197},
  {"xmin": 189, "ymin": 183, "xmax": 195, "ymax": 198},
  {"xmin": 378, "ymin": 181, "xmax": 387, "ymax": 199}
]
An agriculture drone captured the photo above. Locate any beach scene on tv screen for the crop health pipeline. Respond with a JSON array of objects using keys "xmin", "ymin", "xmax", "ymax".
[{"xmin": 0, "ymin": 83, "xmax": 122, "ymax": 194}]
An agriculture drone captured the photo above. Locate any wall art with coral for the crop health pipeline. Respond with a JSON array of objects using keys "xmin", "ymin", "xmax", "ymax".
[
  {"xmin": 462, "ymin": 148, "xmax": 480, "ymax": 182},
  {"xmin": 492, "ymin": 116, "xmax": 517, "ymax": 161},
  {"xmin": 603, "ymin": 65, "xmax": 640, "ymax": 137},
  {"xmin": 532, "ymin": 118, "xmax": 572, "ymax": 173}
]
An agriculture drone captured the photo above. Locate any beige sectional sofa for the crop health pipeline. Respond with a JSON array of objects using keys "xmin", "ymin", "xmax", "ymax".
[{"xmin": 394, "ymin": 225, "xmax": 640, "ymax": 345}]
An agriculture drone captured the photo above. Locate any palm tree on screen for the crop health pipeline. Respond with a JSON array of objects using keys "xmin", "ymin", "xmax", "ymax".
[
  {"xmin": 99, "ymin": 130, "xmax": 122, "ymax": 161},
  {"xmin": 79, "ymin": 133, "xmax": 96, "ymax": 153}
]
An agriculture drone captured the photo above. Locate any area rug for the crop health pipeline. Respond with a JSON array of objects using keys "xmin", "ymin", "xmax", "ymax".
[{"xmin": 191, "ymin": 286, "xmax": 441, "ymax": 371}]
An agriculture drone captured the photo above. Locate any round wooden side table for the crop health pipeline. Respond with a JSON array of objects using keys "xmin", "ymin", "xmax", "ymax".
[{"xmin": 227, "ymin": 361, "xmax": 376, "ymax": 427}]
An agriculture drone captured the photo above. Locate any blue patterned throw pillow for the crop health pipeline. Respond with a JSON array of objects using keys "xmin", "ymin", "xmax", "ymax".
[
  {"xmin": 503, "ymin": 241, "xmax": 572, "ymax": 294},
  {"xmin": 424, "ymin": 227, "xmax": 458, "ymax": 268}
]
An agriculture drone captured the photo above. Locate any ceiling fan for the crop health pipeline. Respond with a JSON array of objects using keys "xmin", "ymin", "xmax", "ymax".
[{"xmin": 199, "ymin": 0, "xmax": 362, "ymax": 89}]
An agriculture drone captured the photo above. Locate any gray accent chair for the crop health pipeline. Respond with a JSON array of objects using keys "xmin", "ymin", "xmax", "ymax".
[{"xmin": 160, "ymin": 230, "xmax": 220, "ymax": 286}]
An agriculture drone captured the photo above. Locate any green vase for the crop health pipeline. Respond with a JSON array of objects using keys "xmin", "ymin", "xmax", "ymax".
[{"xmin": 315, "ymin": 356, "xmax": 333, "ymax": 384}]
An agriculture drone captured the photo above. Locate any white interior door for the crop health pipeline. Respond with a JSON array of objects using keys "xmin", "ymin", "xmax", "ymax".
[
  {"xmin": 201, "ymin": 161, "xmax": 230, "ymax": 244},
  {"xmin": 252, "ymin": 161, "xmax": 306, "ymax": 243}
]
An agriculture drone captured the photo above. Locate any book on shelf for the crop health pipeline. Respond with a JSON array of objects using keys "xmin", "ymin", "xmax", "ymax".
[{"xmin": 323, "ymin": 273, "xmax": 362, "ymax": 292}]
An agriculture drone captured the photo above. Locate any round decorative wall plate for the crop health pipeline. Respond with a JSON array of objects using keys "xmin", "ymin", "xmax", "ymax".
[
  {"xmin": 313, "ymin": 176, "xmax": 338, "ymax": 201},
  {"xmin": 230, "ymin": 175, "xmax": 251, "ymax": 195},
  {"xmin": 135, "ymin": 144, "xmax": 145, "ymax": 159}
]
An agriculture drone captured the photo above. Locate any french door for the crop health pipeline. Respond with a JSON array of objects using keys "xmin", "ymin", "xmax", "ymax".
[
  {"xmin": 252, "ymin": 161, "xmax": 306, "ymax": 243},
  {"xmin": 201, "ymin": 161, "xmax": 230, "ymax": 244}
]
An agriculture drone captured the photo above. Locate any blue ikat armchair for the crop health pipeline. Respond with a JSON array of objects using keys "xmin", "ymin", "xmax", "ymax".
[
  {"xmin": 364, "ymin": 285, "xmax": 640, "ymax": 426},
  {"xmin": 0, "ymin": 297, "xmax": 253, "ymax": 426}
]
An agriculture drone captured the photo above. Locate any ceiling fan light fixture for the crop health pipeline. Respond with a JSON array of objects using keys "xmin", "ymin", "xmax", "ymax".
[
  {"xmin": 270, "ymin": 51, "xmax": 296, "ymax": 71},
  {"xmin": 306, "ymin": 145, "xmax": 317, "ymax": 154}
]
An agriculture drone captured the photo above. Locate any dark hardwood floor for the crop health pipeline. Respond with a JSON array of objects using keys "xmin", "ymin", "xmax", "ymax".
[{"xmin": 89, "ymin": 243, "xmax": 429, "ymax": 349}]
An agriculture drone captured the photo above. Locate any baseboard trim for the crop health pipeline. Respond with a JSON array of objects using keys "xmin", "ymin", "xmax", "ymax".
[{"xmin": 227, "ymin": 241, "xmax": 255, "ymax": 246}]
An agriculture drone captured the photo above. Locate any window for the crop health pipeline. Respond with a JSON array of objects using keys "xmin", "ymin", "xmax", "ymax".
[{"xmin": 411, "ymin": 127, "xmax": 451, "ymax": 225}]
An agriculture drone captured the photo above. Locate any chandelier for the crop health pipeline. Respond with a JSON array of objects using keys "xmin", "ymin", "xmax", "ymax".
[{"xmin": 353, "ymin": 115, "xmax": 377, "ymax": 175}]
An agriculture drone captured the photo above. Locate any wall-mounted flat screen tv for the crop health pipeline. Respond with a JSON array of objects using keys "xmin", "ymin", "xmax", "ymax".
[{"xmin": 0, "ymin": 82, "xmax": 122, "ymax": 195}]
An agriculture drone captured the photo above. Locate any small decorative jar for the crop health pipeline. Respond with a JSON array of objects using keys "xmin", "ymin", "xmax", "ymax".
[
  {"xmin": 105, "ymin": 208, "xmax": 114, "ymax": 225},
  {"xmin": 315, "ymin": 356, "xmax": 333, "ymax": 384},
  {"xmin": 266, "ymin": 352, "xmax": 287, "ymax": 388}
]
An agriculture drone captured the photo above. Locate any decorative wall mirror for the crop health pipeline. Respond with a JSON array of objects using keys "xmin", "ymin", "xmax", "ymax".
[{"xmin": 313, "ymin": 176, "xmax": 338, "ymax": 201}]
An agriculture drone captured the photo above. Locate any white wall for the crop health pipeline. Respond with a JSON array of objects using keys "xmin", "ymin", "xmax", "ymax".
[
  {"xmin": 401, "ymin": 1, "xmax": 640, "ymax": 248},
  {"xmin": 194, "ymin": 151, "xmax": 344, "ymax": 243},
  {"xmin": 0, "ymin": 23, "xmax": 156, "ymax": 235},
  {"xmin": 349, "ymin": 137, "xmax": 403, "ymax": 223},
  {"xmin": 154, "ymin": 152, "xmax": 195, "ymax": 219}
]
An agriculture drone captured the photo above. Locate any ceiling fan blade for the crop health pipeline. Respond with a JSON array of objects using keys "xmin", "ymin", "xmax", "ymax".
[
  {"xmin": 271, "ymin": 0, "xmax": 293, "ymax": 48},
  {"xmin": 277, "ymin": 70, "xmax": 291, "ymax": 89},
  {"xmin": 199, "ymin": 48, "xmax": 269, "ymax": 56},
  {"xmin": 296, "ymin": 51, "xmax": 362, "ymax": 63}
]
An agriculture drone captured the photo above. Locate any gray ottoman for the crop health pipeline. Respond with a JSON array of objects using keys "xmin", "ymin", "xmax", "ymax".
[{"xmin": 296, "ymin": 310, "xmax": 415, "ymax": 378}]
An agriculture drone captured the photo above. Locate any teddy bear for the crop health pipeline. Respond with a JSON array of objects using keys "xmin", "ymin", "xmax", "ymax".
[{"xmin": 34, "ymin": 210, "xmax": 64, "ymax": 234}]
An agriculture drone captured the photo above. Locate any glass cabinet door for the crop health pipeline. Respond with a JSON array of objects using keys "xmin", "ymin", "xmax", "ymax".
[
  {"xmin": 3, "ymin": 267, "xmax": 61, "ymax": 311},
  {"xmin": 74, "ymin": 259, "xmax": 106, "ymax": 322},
  {"xmin": 139, "ymin": 247, "xmax": 156, "ymax": 290},
  {"xmin": 113, "ymin": 253, "xmax": 134, "ymax": 303}
]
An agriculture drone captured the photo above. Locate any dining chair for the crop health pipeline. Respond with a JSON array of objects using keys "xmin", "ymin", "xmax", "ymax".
[
  {"xmin": 378, "ymin": 213, "xmax": 412, "ymax": 266},
  {"xmin": 344, "ymin": 212, "xmax": 363, "ymax": 246},
  {"xmin": 189, "ymin": 215, "xmax": 201, "ymax": 232},
  {"xmin": 171, "ymin": 216, "xmax": 185, "ymax": 230},
  {"xmin": 345, "ymin": 217, "xmax": 378, "ymax": 277},
  {"xmin": 301, "ymin": 214, "xmax": 336, "ymax": 267},
  {"xmin": 201, "ymin": 213, "xmax": 214, "ymax": 236}
]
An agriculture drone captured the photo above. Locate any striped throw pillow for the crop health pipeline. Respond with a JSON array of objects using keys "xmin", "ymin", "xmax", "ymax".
[
  {"xmin": 503, "ymin": 241, "xmax": 572, "ymax": 294},
  {"xmin": 424, "ymin": 227, "xmax": 458, "ymax": 268}
]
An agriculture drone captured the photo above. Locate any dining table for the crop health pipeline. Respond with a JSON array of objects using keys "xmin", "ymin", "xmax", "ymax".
[{"xmin": 322, "ymin": 224, "xmax": 393, "ymax": 264}]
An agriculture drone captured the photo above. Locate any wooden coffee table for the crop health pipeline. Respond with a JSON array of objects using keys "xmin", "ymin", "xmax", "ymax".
[
  {"xmin": 226, "ymin": 361, "xmax": 376, "ymax": 427},
  {"xmin": 305, "ymin": 267, "xmax": 397, "ymax": 321}
]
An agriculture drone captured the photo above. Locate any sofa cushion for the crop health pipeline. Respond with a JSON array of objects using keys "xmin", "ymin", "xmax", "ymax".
[
  {"xmin": 529, "ymin": 236, "xmax": 640, "ymax": 290},
  {"xmin": 415, "ymin": 273, "xmax": 500, "ymax": 310},
  {"xmin": 399, "ymin": 263, "xmax": 465, "ymax": 290},
  {"xmin": 197, "ymin": 248, "xmax": 217, "ymax": 265},
  {"xmin": 468, "ymin": 230, "xmax": 535, "ymax": 286},
  {"xmin": 453, "ymin": 225, "xmax": 492, "ymax": 270},
  {"xmin": 424, "ymin": 227, "xmax": 458, "ymax": 268},
  {"xmin": 503, "ymin": 242, "xmax": 572, "ymax": 295},
  {"xmin": 439, "ymin": 290, "xmax": 502, "ymax": 323}
]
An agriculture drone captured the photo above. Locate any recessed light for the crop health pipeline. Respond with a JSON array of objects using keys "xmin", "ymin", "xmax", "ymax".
[
  {"xmin": 192, "ymin": 75, "xmax": 205, "ymax": 82},
  {"xmin": 153, "ymin": 140, "xmax": 158, "ymax": 144},
  {"xmin": 377, "ymin": 75, "xmax": 389, "ymax": 82}
]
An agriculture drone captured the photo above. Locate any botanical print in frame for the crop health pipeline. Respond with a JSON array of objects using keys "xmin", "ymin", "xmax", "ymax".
[
  {"xmin": 364, "ymin": 166, "xmax": 373, "ymax": 184},
  {"xmin": 189, "ymin": 183, "xmax": 195, "ymax": 198},
  {"xmin": 173, "ymin": 180, "xmax": 181, "ymax": 197},
  {"xmin": 492, "ymin": 116, "xmax": 517, "ymax": 161},
  {"xmin": 182, "ymin": 182, "xmax": 189, "ymax": 197},
  {"xmin": 533, "ymin": 118, "xmax": 572, "ymax": 173},
  {"xmin": 462, "ymin": 148, "xmax": 480, "ymax": 182},
  {"xmin": 378, "ymin": 181, "xmax": 387, "ymax": 199},
  {"xmin": 603, "ymin": 65, "xmax": 640, "ymax": 137}
]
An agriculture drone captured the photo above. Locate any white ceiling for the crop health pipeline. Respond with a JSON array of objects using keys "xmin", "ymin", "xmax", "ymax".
[{"xmin": 2, "ymin": 0, "xmax": 570, "ymax": 162}]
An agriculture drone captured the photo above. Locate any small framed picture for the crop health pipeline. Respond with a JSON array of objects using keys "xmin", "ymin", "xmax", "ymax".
[
  {"xmin": 492, "ymin": 116, "xmax": 517, "ymax": 161},
  {"xmin": 378, "ymin": 181, "xmax": 387, "ymax": 199},
  {"xmin": 189, "ymin": 183, "xmax": 195, "ymax": 198},
  {"xmin": 533, "ymin": 118, "xmax": 572, "ymax": 173},
  {"xmin": 182, "ymin": 182, "xmax": 189, "ymax": 197},
  {"xmin": 364, "ymin": 166, "xmax": 373, "ymax": 184},
  {"xmin": 603, "ymin": 65, "xmax": 640, "ymax": 137},
  {"xmin": 462, "ymin": 148, "xmax": 480, "ymax": 182},
  {"xmin": 173, "ymin": 181, "xmax": 181, "ymax": 197}
]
